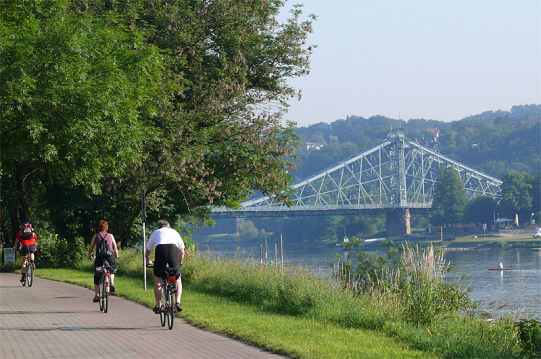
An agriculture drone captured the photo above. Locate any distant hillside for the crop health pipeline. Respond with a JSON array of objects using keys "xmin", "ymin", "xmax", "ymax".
[{"xmin": 292, "ymin": 104, "xmax": 540, "ymax": 181}]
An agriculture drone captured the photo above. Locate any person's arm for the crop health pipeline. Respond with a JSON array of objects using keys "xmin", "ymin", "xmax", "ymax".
[
  {"xmin": 179, "ymin": 248, "xmax": 185, "ymax": 266},
  {"xmin": 145, "ymin": 248, "xmax": 153, "ymax": 266},
  {"xmin": 12, "ymin": 237, "xmax": 19, "ymax": 251},
  {"xmin": 88, "ymin": 236, "xmax": 95, "ymax": 260},
  {"xmin": 112, "ymin": 236, "xmax": 119, "ymax": 259}
]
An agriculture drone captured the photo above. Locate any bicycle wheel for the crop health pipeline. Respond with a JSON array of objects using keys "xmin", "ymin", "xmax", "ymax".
[
  {"xmin": 27, "ymin": 262, "xmax": 34, "ymax": 287},
  {"xmin": 103, "ymin": 276, "xmax": 109, "ymax": 313},
  {"xmin": 167, "ymin": 288, "xmax": 175, "ymax": 330},
  {"xmin": 99, "ymin": 278, "xmax": 104, "ymax": 311},
  {"xmin": 160, "ymin": 282, "xmax": 166, "ymax": 327}
]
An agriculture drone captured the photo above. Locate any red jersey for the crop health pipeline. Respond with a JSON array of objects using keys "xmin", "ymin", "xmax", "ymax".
[{"xmin": 17, "ymin": 232, "xmax": 37, "ymax": 247}]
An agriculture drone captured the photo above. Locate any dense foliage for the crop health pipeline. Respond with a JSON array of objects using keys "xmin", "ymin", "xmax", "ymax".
[
  {"xmin": 430, "ymin": 167, "xmax": 469, "ymax": 227},
  {"xmin": 1, "ymin": 0, "xmax": 315, "ymax": 245},
  {"xmin": 294, "ymin": 105, "xmax": 540, "ymax": 181}
]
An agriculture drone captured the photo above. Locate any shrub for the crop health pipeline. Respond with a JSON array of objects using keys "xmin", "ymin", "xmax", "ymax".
[
  {"xmin": 37, "ymin": 233, "xmax": 85, "ymax": 268},
  {"xmin": 516, "ymin": 318, "xmax": 541, "ymax": 356},
  {"xmin": 359, "ymin": 243, "xmax": 474, "ymax": 325}
]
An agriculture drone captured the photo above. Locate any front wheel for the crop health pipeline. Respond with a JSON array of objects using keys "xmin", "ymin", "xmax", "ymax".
[
  {"xmin": 99, "ymin": 278, "xmax": 105, "ymax": 311},
  {"xmin": 103, "ymin": 276, "xmax": 109, "ymax": 313},
  {"xmin": 26, "ymin": 262, "xmax": 34, "ymax": 287},
  {"xmin": 167, "ymin": 289, "xmax": 175, "ymax": 330}
]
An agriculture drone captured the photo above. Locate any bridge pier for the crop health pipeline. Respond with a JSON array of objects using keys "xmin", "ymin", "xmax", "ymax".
[{"xmin": 386, "ymin": 209, "xmax": 411, "ymax": 236}]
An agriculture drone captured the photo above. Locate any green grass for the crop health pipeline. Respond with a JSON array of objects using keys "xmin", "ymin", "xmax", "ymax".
[
  {"xmin": 11, "ymin": 247, "xmax": 529, "ymax": 358},
  {"xmin": 33, "ymin": 266, "xmax": 430, "ymax": 358}
]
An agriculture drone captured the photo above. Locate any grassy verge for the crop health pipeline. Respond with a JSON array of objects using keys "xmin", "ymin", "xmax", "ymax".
[
  {"xmin": 10, "ymin": 247, "xmax": 530, "ymax": 358},
  {"xmin": 33, "ymin": 267, "xmax": 430, "ymax": 358}
]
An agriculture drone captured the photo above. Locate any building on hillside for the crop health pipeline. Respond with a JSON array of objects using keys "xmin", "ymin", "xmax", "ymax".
[{"xmin": 305, "ymin": 142, "xmax": 325, "ymax": 150}]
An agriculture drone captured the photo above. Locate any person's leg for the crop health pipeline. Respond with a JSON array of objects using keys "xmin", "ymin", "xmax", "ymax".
[
  {"xmin": 21, "ymin": 255, "xmax": 27, "ymax": 274},
  {"xmin": 176, "ymin": 278, "xmax": 182, "ymax": 303},
  {"xmin": 110, "ymin": 274, "xmax": 116, "ymax": 294},
  {"xmin": 93, "ymin": 271, "xmax": 101, "ymax": 301},
  {"xmin": 154, "ymin": 276, "xmax": 162, "ymax": 307}
]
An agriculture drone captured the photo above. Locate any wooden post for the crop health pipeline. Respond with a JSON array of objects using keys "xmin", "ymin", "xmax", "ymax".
[
  {"xmin": 275, "ymin": 243, "xmax": 278, "ymax": 270},
  {"xmin": 264, "ymin": 234, "xmax": 268, "ymax": 264},
  {"xmin": 280, "ymin": 234, "xmax": 284, "ymax": 274}
]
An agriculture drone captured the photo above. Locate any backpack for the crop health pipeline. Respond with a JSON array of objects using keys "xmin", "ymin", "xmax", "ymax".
[
  {"xmin": 96, "ymin": 233, "xmax": 113, "ymax": 259},
  {"xmin": 21, "ymin": 224, "xmax": 34, "ymax": 239}
]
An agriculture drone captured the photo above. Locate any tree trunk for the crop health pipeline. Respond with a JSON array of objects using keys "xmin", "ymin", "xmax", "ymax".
[{"xmin": 39, "ymin": 169, "xmax": 74, "ymax": 243}]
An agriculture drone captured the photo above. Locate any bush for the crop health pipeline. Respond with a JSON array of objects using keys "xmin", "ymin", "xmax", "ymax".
[
  {"xmin": 357, "ymin": 243, "xmax": 474, "ymax": 326},
  {"xmin": 37, "ymin": 234, "xmax": 85, "ymax": 268},
  {"xmin": 516, "ymin": 318, "xmax": 541, "ymax": 356}
]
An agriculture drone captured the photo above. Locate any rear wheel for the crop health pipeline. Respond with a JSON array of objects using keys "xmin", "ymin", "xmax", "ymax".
[
  {"xmin": 167, "ymin": 289, "xmax": 175, "ymax": 330},
  {"xmin": 26, "ymin": 262, "xmax": 34, "ymax": 287}
]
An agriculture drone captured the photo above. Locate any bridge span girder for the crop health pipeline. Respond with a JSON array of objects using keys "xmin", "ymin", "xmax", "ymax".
[{"xmin": 211, "ymin": 129, "xmax": 502, "ymax": 235}]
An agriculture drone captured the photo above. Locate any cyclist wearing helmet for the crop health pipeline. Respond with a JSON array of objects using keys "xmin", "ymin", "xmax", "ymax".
[
  {"xmin": 12, "ymin": 222, "xmax": 37, "ymax": 283},
  {"xmin": 145, "ymin": 219, "xmax": 185, "ymax": 314}
]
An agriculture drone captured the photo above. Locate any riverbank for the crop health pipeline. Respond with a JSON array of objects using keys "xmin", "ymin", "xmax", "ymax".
[{"xmin": 357, "ymin": 231, "xmax": 541, "ymax": 252}]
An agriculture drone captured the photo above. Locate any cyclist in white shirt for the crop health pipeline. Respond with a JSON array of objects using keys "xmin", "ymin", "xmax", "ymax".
[{"xmin": 145, "ymin": 220, "xmax": 185, "ymax": 313}]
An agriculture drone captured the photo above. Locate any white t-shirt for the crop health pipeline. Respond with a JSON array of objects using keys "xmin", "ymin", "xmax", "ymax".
[{"xmin": 146, "ymin": 227, "xmax": 185, "ymax": 251}]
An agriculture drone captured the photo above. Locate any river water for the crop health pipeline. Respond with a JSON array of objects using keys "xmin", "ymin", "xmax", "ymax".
[{"xmin": 198, "ymin": 241, "xmax": 541, "ymax": 319}]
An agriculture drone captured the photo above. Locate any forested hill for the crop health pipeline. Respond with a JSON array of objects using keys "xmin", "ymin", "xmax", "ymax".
[{"xmin": 292, "ymin": 104, "xmax": 540, "ymax": 182}]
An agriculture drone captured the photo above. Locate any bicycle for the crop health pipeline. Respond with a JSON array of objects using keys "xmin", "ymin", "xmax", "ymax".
[
  {"xmin": 19, "ymin": 248, "xmax": 36, "ymax": 287},
  {"xmin": 160, "ymin": 267, "xmax": 179, "ymax": 329},
  {"xmin": 147, "ymin": 265, "xmax": 179, "ymax": 330},
  {"xmin": 95, "ymin": 260, "xmax": 113, "ymax": 313}
]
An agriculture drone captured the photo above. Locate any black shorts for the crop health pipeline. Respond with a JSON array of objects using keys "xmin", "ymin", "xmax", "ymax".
[
  {"xmin": 154, "ymin": 244, "xmax": 180, "ymax": 278},
  {"xmin": 20, "ymin": 244, "xmax": 37, "ymax": 257}
]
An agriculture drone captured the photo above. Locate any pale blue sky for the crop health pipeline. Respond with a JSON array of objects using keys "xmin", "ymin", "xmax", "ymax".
[{"xmin": 281, "ymin": 0, "xmax": 541, "ymax": 127}]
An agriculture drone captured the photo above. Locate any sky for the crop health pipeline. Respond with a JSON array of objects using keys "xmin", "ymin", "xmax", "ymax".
[{"xmin": 280, "ymin": 0, "xmax": 541, "ymax": 128}]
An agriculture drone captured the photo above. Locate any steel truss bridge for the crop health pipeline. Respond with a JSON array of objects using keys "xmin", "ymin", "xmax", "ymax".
[{"xmin": 212, "ymin": 129, "xmax": 502, "ymax": 234}]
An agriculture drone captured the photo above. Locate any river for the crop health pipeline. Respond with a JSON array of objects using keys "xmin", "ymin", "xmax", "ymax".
[{"xmin": 198, "ymin": 240, "xmax": 541, "ymax": 319}]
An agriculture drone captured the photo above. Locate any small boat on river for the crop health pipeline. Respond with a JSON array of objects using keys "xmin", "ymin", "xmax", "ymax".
[{"xmin": 488, "ymin": 268, "xmax": 512, "ymax": 271}]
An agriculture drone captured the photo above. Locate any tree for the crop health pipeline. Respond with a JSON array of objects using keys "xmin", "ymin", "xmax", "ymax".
[
  {"xmin": 1, "ymin": 0, "xmax": 166, "ymax": 241},
  {"xmin": 499, "ymin": 171, "xmax": 534, "ymax": 220},
  {"xmin": 430, "ymin": 167, "xmax": 468, "ymax": 227},
  {"xmin": 238, "ymin": 220, "xmax": 259, "ymax": 241},
  {"xmin": 465, "ymin": 196, "xmax": 498, "ymax": 226},
  {"xmin": 1, "ymin": 0, "xmax": 316, "ymax": 244}
]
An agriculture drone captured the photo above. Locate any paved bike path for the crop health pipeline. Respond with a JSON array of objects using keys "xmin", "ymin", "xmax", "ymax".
[{"xmin": 0, "ymin": 273, "xmax": 284, "ymax": 358}]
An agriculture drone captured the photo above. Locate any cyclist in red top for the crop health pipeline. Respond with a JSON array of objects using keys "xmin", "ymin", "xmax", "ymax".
[{"xmin": 12, "ymin": 222, "xmax": 37, "ymax": 283}]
